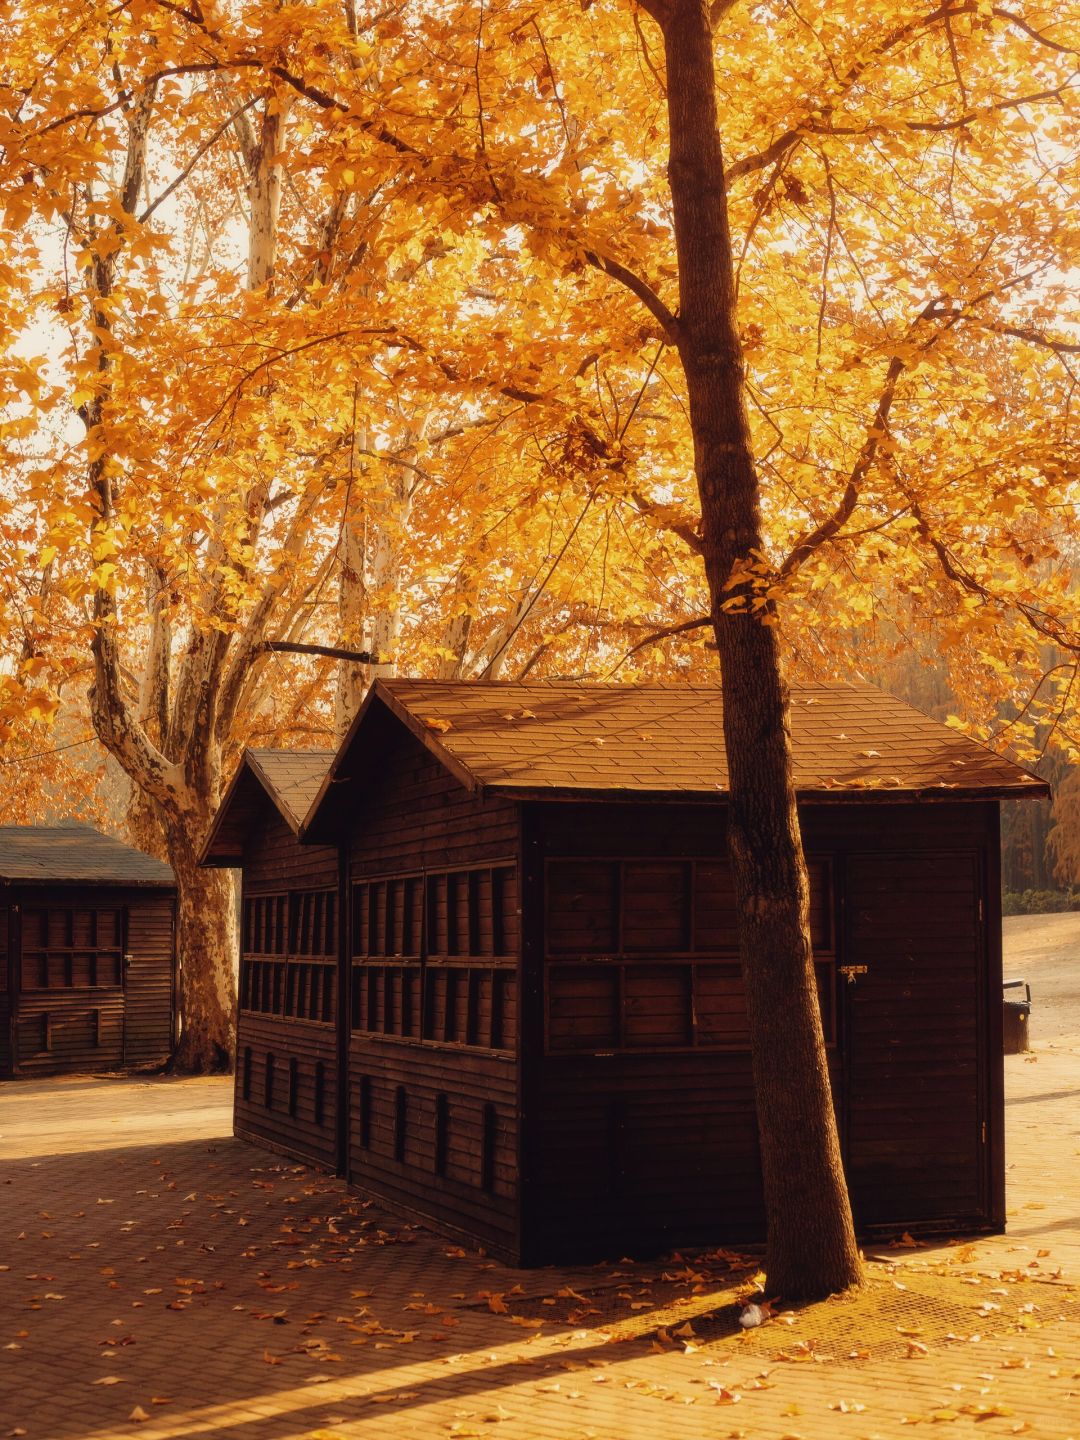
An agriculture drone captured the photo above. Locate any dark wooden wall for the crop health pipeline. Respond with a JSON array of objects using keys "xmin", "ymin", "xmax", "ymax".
[
  {"xmin": 344, "ymin": 723, "xmax": 522, "ymax": 1258},
  {"xmin": 2, "ymin": 885, "xmax": 175, "ymax": 1079},
  {"xmin": 226, "ymin": 725, "xmax": 1001, "ymax": 1269},
  {"xmin": 519, "ymin": 799, "xmax": 999, "ymax": 1263},
  {"xmin": 235, "ymin": 806, "xmax": 340, "ymax": 1170},
  {"xmin": 0, "ymin": 901, "xmax": 9, "ymax": 1076}
]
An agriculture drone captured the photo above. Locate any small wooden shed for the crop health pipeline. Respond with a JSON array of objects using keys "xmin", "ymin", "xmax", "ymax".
[
  {"xmin": 211, "ymin": 680, "xmax": 1047, "ymax": 1264},
  {"xmin": 1, "ymin": 824, "xmax": 176, "ymax": 1078},
  {"xmin": 200, "ymin": 750, "xmax": 340, "ymax": 1171}
]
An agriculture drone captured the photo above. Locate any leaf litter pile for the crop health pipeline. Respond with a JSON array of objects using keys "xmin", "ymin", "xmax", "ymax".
[{"xmin": 4, "ymin": 1144, "xmax": 1080, "ymax": 1438}]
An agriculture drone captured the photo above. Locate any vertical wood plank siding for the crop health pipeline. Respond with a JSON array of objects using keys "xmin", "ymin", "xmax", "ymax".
[
  {"xmin": 520, "ymin": 799, "xmax": 998, "ymax": 1263},
  {"xmin": 844, "ymin": 850, "xmax": 984, "ymax": 1224},
  {"xmin": 124, "ymin": 894, "xmax": 176, "ymax": 1063},
  {"xmin": 2, "ymin": 885, "xmax": 175, "ymax": 1079},
  {"xmin": 234, "ymin": 805, "xmax": 340, "ymax": 1169},
  {"xmin": 345, "ymin": 726, "xmax": 521, "ymax": 1257}
]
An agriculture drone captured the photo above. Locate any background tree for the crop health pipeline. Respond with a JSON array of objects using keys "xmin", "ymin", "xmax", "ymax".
[
  {"xmin": 2, "ymin": 0, "xmax": 1079, "ymax": 1292},
  {"xmin": 0, "ymin": 1, "xmax": 697, "ymax": 1066}
]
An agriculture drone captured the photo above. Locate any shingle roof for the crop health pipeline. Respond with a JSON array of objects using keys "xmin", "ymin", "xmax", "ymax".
[
  {"xmin": 200, "ymin": 748, "xmax": 335, "ymax": 865},
  {"xmin": 246, "ymin": 750, "xmax": 336, "ymax": 830},
  {"xmin": 0, "ymin": 824, "xmax": 175, "ymax": 887},
  {"xmin": 306, "ymin": 678, "xmax": 1046, "ymax": 814}
]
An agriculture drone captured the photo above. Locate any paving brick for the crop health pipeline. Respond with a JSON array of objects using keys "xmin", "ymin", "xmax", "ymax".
[{"xmin": 1, "ymin": 1043, "xmax": 1078, "ymax": 1439}]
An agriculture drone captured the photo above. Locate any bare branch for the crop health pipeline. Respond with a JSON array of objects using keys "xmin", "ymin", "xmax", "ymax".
[
  {"xmin": 140, "ymin": 95, "xmax": 260, "ymax": 222},
  {"xmin": 583, "ymin": 249, "xmax": 679, "ymax": 339},
  {"xmin": 608, "ymin": 615, "xmax": 713, "ymax": 673},
  {"xmin": 263, "ymin": 640, "xmax": 379, "ymax": 663}
]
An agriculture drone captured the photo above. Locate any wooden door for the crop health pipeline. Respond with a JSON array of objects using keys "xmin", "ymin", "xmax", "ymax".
[
  {"xmin": 842, "ymin": 851, "xmax": 987, "ymax": 1228},
  {"xmin": 124, "ymin": 898, "xmax": 176, "ymax": 1065}
]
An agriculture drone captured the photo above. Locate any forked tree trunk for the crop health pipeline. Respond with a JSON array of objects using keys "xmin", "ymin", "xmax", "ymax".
[
  {"xmin": 167, "ymin": 830, "xmax": 236, "ymax": 1073},
  {"xmin": 657, "ymin": 0, "xmax": 862, "ymax": 1298}
]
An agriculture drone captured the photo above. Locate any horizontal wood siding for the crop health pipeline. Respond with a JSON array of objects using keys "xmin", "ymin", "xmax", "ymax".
[
  {"xmin": 0, "ymin": 902, "xmax": 9, "ymax": 1076},
  {"xmin": 243, "ymin": 815, "xmax": 339, "ymax": 894},
  {"xmin": 348, "ymin": 743, "xmax": 519, "ymax": 882},
  {"xmin": 235, "ymin": 1015, "xmax": 338, "ymax": 1170},
  {"xmin": 124, "ymin": 894, "xmax": 175, "ymax": 1063},
  {"xmin": 15, "ymin": 990, "xmax": 125, "ymax": 1074},
  {"xmin": 5, "ymin": 884, "xmax": 175, "ymax": 1079},
  {"xmin": 235, "ymin": 804, "xmax": 339, "ymax": 1169},
  {"xmin": 347, "ymin": 1036, "xmax": 517, "ymax": 1254},
  {"xmin": 522, "ymin": 800, "xmax": 995, "ymax": 1261},
  {"xmin": 344, "ymin": 726, "xmax": 521, "ymax": 1256}
]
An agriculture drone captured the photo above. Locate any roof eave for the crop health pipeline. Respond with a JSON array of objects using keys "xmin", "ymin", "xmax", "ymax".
[
  {"xmin": 199, "ymin": 748, "xmax": 315, "ymax": 868},
  {"xmin": 245, "ymin": 751, "xmax": 306, "ymax": 834},
  {"xmin": 0, "ymin": 875, "xmax": 175, "ymax": 888},
  {"xmin": 489, "ymin": 780, "xmax": 1051, "ymax": 804},
  {"xmin": 197, "ymin": 752, "xmax": 251, "ymax": 867},
  {"xmin": 298, "ymin": 680, "xmax": 483, "ymax": 841},
  {"xmin": 374, "ymin": 680, "xmax": 485, "ymax": 795}
]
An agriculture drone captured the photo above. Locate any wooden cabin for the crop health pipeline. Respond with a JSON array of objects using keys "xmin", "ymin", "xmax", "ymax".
[
  {"xmin": 201, "ymin": 750, "xmax": 340, "ymax": 1171},
  {"xmin": 211, "ymin": 680, "xmax": 1047, "ymax": 1265},
  {"xmin": 1, "ymin": 824, "xmax": 176, "ymax": 1078}
]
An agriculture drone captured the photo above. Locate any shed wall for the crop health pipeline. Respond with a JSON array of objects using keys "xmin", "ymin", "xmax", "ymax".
[
  {"xmin": 344, "ymin": 725, "xmax": 522, "ymax": 1257},
  {"xmin": 235, "ymin": 807, "xmax": 340, "ymax": 1171},
  {"xmin": 0, "ymin": 902, "xmax": 9, "ymax": 1076},
  {"xmin": 3, "ymin": 884, "xmax": 174, "ymax": 1078},
  {"xmin": 520, "ymin": 799, "xmax": 998, "ymax": 1262}
]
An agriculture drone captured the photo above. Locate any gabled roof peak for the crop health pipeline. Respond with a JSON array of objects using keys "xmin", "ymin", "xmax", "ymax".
[{"xmin": 298, "ymin": 676, "xmax": 1046, "ymax": 840}]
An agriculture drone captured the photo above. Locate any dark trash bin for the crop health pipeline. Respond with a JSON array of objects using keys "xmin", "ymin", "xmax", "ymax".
[{"xmin": 1003, "ymin": 978, "xmax": 1031, "ymax": 1054}]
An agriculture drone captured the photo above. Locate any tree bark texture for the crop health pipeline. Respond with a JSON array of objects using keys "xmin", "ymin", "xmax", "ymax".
[
  {"xmin": 658, "ymin": 0, "xmax": 862, "ymax": 1298},
  {"xmin": 168, "ymin": 833, "xmax": 236, "ymax": 1073}
]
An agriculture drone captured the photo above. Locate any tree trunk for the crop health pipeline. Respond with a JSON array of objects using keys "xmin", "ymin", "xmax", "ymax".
[
  {"xmin": 335, "ymin": 419, "xmax": 369, "ymax": 742},
  {"xmin": 365, "ymin": 469, "xmax": 412, "ymax": 683},
  {"xmin": 658, "ymin": 0, "xmax": 862, "ymax": 1299},
  {"xmin": 167, "ymin": 829, "xmax": 236, "ymax": 1073}
]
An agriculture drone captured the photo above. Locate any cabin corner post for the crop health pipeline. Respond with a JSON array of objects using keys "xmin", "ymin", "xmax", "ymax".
[
  {"xmin": 986, "ymin": 801, "xmax": 1006, "ymax": 1231},
  {"xmin": 516, "ymin": 801, "xmax": 545, "ymax": 1266}
]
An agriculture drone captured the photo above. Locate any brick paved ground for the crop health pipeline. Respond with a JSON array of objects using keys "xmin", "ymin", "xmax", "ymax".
[{"xmin": 1, "ymin": 1044, "xmax": 1078, "ymax": 1440}]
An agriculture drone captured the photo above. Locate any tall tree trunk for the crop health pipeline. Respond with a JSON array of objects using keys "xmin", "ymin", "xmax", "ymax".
[
  {"xmin": 656, "ymin": 0, "xmax": 862, "ymax": 1299},
  {"xmin": 167, "ymin": 823, "xmax": 236, "ymax": 1073},
  {"xmin": 365, "ymin": 462, "xmax": 414, "ymax": 684},
  {"xmin": 335, "ymin": 408, "xmax": 369, "ymax": 742},
  {"xmin": 334, "ymin": 514, "xmax": 367, "ymax": 741}
]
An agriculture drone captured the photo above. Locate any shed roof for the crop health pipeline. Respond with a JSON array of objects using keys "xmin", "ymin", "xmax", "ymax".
[
  {"xmin": 302, "ymin": 678, "xmax": 1047, "ymax": 832},
  {"xmin": 0, "ymin": 824, "xmax": 175, "ymax": 887},
  {"xmin": 200, "ymin": 749, "xmax": 335, "ymax": 866}
]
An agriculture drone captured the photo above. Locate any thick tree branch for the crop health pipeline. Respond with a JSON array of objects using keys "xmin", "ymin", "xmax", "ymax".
[
  {"xmin": 583, "ymin": 249, "xmax": 680, "ymax": 339},
  {"xmin": 609, "ymin": 614, "xmax": 713, "ymax": 672},
  {"xmin": 779, "ymin": 270, "xmax": 1047, "ymax": 581},
  {"xmin": 264, "ymin": 640, "xmax": 379, "ymax": 662},
  {"xmin": 630, "ymin": 488, "xmax": 703, "ymax": 552},
  {"xmin": 779, "ymin": 352, "xmax": 905, "ymax": 580},
  {"xmin": 140, "ymin": 95, "xmax": 260, "ymax": 223},
  {"xmin": 724, "ymin": 6, "xmax": 1076, "ymax": 183},
  {"xmin": 972, "ymin": 320, "xmax": 1080, "ymax": 356}
]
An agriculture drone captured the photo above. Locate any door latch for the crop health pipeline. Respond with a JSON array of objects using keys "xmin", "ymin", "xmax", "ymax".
[{"xmin": 839, "ymin": 964, "xmax": 869, "ymax": 984}]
